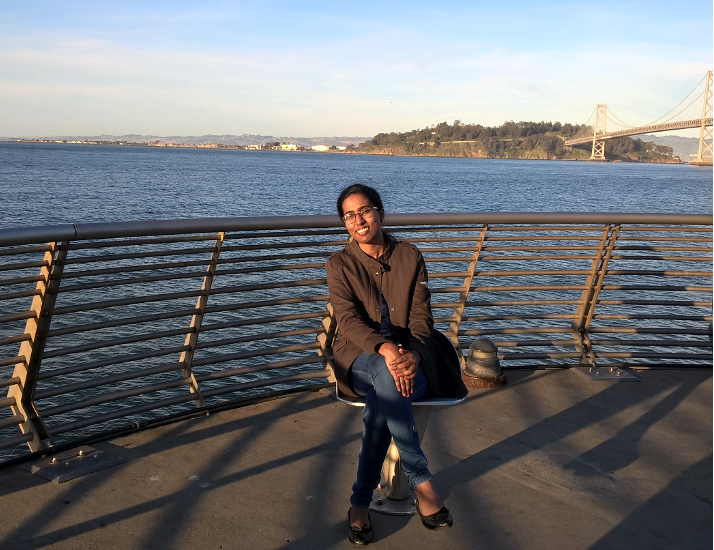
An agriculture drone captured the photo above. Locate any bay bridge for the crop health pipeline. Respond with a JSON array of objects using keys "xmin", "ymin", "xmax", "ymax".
[{"xmin": 564, "ymin": 71, "xmax": 713, "ymax": 165}]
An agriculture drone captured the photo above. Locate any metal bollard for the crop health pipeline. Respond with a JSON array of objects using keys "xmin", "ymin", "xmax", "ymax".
[{"xmin": 463, "ymin": 338, "xmax": 506, "ymax": 388}]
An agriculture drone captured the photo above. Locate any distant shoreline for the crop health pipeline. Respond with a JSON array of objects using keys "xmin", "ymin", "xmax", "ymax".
[{"xmin": 0, "ymin": 138, "xmax": 691, "ymax": 164}]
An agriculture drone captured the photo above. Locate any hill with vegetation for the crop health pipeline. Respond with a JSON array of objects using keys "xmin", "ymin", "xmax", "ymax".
[{"xmin": 355, "ymin": 120, "xmax": 678, "ymax": 163}]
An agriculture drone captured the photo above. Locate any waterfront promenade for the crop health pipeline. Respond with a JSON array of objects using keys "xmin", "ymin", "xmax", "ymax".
[{"xmin": 0, "ymin": 367, "xmax": 710, "ymax": 550}]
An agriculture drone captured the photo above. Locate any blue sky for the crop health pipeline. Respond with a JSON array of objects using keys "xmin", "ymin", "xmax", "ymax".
[{"xmin": 0, "ymin": 1, "xmax": 711, "ymax": 137}]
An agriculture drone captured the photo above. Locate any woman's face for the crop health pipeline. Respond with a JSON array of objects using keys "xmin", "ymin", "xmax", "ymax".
[{"xmin": 341, "ymin": 193, "xmax": 384, "ymax": 246}]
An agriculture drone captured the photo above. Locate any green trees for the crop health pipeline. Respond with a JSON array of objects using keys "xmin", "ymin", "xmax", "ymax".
[{"xmin": 357, "ymin": 120, "xmax": 675, "ymax": 162}]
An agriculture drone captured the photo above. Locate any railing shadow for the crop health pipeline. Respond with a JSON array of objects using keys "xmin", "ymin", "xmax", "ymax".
[{"xmin": 0, "ymin": 368, "xmax": 710, "ymax": 549}]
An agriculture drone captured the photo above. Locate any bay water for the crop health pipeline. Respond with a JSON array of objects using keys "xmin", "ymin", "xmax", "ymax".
[{"xmin": 0, "ymin": 142, "xmax": 711, "ymax": 228}]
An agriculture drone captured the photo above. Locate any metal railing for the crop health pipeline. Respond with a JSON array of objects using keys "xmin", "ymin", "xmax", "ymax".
[{"xmin": 0, "ymin": 213, "xmax": 711, "ymax": 464}]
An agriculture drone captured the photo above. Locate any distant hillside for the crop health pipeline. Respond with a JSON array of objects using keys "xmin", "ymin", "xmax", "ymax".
[
  {"xmin": 1, "ymin": 134, "xmax": 371, "ymax": 148},
  {"xmin": 356, "ymin": 121, "xmax": 679, "ymax": 163},
  {"xmin": 640, "ymin": 134, "xmax": 700, "ymax": 160}
]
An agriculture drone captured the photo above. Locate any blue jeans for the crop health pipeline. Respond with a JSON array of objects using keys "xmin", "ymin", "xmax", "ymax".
[{"xmin": 349, "ymin": 352, "xmax": 432, "ymax": 509}]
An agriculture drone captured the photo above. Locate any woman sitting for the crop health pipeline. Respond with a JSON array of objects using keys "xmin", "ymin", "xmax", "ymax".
[{"xmin": 326, "ymin": 184, "xmax": 466, "ymax": 545}]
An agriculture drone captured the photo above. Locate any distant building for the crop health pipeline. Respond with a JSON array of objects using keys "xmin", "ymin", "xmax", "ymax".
[
  {"xmin": 280, "ymin": 143, "xmax": 298, "ymax": 151},
  {"xmin": 311, "ymin": 145, "xmax": 329, "ymax": 152}
]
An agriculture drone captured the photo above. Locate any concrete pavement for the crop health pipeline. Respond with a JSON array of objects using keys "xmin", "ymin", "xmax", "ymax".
[{"xmin": 0, "ymin": 368, "xmax": 711, "ymax": 550}]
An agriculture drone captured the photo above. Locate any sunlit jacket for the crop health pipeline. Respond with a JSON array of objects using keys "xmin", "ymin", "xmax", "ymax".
[{"xmin": 326, "ymin": 233, "xmax": 465, "ymax": 399}]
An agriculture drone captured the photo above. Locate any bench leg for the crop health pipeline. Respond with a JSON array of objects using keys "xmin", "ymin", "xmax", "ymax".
[{"xmin": 369, "ymin": 407, "xmax": 433, "ymax": 515}]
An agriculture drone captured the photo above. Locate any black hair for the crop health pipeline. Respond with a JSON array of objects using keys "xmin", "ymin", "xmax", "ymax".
[{"xmin": 336, "ymin": 184, "xmax": 384, "ymax": 219}]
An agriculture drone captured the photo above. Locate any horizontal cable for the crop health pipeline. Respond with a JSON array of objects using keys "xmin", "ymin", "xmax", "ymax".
[
  {"xmin": 610, "ymin": 255, "xmax": 711, "ymax": 262},
  {"xmin": 464, "ymin": 299, "xmax": 581, "ymax": 307},
  {"xmin": 490, "ymin": 338, "xmax": 578, "ymax": 347},
  {"xmin": 597, "ymin": 299, "xmax": 711, "ymax": 307},
  {"xmin": 67, "ymin": 234, "xmax": 218, "ymax": 250},
  {"xmin": 0, "ymin": 334, "xmax": 30, "ymax": 346},
  {"xmin": 601, "ymin": 285, "xmax": 711, "ymax": 292},
  {"xmin": 192, "ymin": 342, "xmax": 319, "ymax": 368},
  {"xmin": 59, "ymin": 270, "xmax": 207, "ymax": 293},
  {"xmin": 592, "ymin": 313, "xmax": 712, "ymax": 321},
  {"xmin": 40, "ymin": 376, "xmax": 193, "ymax": 417},
  {"xmin": 0, "ymin": 432, "xmax": 33, "ymax": 452},
  {"xmin": 60, "ymin": 258, "xmax": 209, "ymax": 279},
  {"xmin": 0, "ymin": 396, "xmax": 16, "ymax": 408},
  {"xmin": 0, "ymin": 376, "xmax": 21, "ymax": 388},
  {"xmin": 0, "ymin": 260, "xmax": 48, "ymax": 273},
  {"xmin": 35, "ymin": 361, "xmax": 187, "ymax": 400},
  {"xmin": 604, "ymin": 270, "xmax": 712, "ymax": 277},
  {"xmin": 0, "ymin": 245, "xmax": 52, "ymax": 257},
  {"xmin": 0, "ymin": 289, "xmax": 41, "ymax": 302},
  {"xmin": 595, "ymin": 352, "xmax": 712, "ymax": 360},
  {"xmin": 64, "ymin": 245, "xmax": 216, "ymax": 265},
  {"xmin": 588, "ymin": 327, "xmax": 711, "ymax": 335},
  {"xmin": 0, "ymin": 310, "xmax": 36, "ymax": 324},
  {"xmin": 220, "ymin": 239, "xmax": 344, "ymax": 253},
  {"xmin": 38, "ymin": 345, "xmax": 190, "ymax": 380},
  {"xmin": 0, "ymin": 356, "xmax": 24, "ymax": 369},
  {"xmin": 195, "ymin": 356, "xmax": 320, "ymax": 382},
  {"xmin": 200, "ymin": 368, "xmax": 330, "ymax": 398},
  {"xmin": 475, "ymin": 269, "xmax": 590, "ymax": 277},
  {"xmin": 195, "ymin": 327, "xmax": 321, "ymax": 350},
  {"xmin": 473, "ymin": 284, "xmax": 586, "ymax": 292},
  {"xmin": 0, "ymin": 414, "xmax": 25, "ymax": 430},
  {"xmin": 201, "ymin": 311, "xmax": 325, "ymax": 333},
  {"xmin": 217, "ymin": 250, "xmax": 330, "ymax": 265},
  {"xmin": 461, "ymin": 313, "xmax": 575, "ymax": 322},
  {"xmin": 477, "ymin": 254, "xmax": 596, "ymax": 262},
  {"xmin": 499, "ymin": 351, "xmax": 581, "ymax": 359},
  {"xmin": 210, "ymin": 278, "xmax": 326, "ymax": 295},
  {"xmin": 204, "ymin": 294, "xmax": 329, "ymax": 315},
  {"xmin": 215, "ymin": 262, "xmax": 325, "ymax": 277},
  {"xmin": 52, "ymin": 289, "xmax": 204, "ymax": 315},
  {"xmin": 48, "ymin": 392, "xmax": 199, "ymax": 436},
  {"xmin": 43, "ymin": 327, "xmax": 191, "ymax": 359},
  {"xmin": 460, "ymin": 327, "xmax": 576, "ymax": 335},
  {"xmin": 0, "ymin": 275, "xmax": 43, "ymax": 288},
  {"xmin": 47, "ymin": 307, "xmax": 199, "ymax": 337},
  {"xmin": 591, "ymin": 339, "xmax": 712, "ymax": 347}
]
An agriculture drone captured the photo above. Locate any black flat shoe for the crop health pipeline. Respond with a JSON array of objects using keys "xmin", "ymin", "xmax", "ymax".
[
  {"xmin": 415, "ymin": 498, "xmax": 453, "ymax": 530},
  {"xmin": 348, "ymin": 507, "xmax": 374, "ymax": 545}
]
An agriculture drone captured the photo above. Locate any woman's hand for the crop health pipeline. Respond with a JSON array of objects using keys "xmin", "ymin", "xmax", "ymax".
[{"xmin": 379, "ymin": 343, "xmax": 420, "ymax": 396}]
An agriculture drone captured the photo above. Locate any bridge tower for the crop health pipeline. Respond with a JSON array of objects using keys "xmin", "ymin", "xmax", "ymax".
[
  {"xmin": 692, "ymin": 70, "xmax": 713, "ymax": 166},
  {"xmin": 590, "ymin": 104, "xmax": 608, "ymax": 161}
]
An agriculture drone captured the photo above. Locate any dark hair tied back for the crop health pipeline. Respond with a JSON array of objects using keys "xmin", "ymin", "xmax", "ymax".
[{"xmin": 336, "ymin": 184, "xmax": 384, "ymax": 218}]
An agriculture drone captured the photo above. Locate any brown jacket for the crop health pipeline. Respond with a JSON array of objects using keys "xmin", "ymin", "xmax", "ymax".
[{"xmin": 326, "ymin": 233, "xmax": 466, "ymax": 399}]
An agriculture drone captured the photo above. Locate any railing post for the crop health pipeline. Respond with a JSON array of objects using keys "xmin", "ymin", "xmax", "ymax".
[
  {"xmin": 317, "ymin": 302, "xmax": 338, "ymax": 383},
  {"xmin": 448, "ymin": 225, "xmax": 488, "ymax": 368},
  {"xmin": 179, "ymin": 232, "xmax": 224, "ymax": 408},
  {"xmin": 8, "ymin": 241, "xmax": 68, "ymax": 451},
  {"xmin": 572, "ymin": 224, "xmax": 620, "ymax": 366}
]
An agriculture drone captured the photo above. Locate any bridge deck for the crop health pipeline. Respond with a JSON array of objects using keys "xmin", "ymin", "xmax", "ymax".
[{"xmin": 0, "ymin": 367, "xmax": 711, "ymax": 550}]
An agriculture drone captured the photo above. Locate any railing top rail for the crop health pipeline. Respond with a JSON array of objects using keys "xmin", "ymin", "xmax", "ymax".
[{"xmin": 0, "ymin": 212, "xmax": 711, "ymax": 247}]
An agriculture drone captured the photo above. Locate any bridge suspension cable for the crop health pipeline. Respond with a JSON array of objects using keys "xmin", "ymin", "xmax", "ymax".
[
  {"xmin": 604, "ymin": 109, "xmax": 636, "ymax": 130},
  {"xmin": 571, "ymin": 107, "xmax": 597, "ymax": 140},
  {"xmin": 646, "ymin": 73, "xmax": 709, "ymax": 126}
]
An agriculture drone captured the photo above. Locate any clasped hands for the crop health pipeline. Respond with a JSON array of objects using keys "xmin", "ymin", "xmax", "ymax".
[{"xmin": 378, "ymin": 342, "xmax": 420, "ymax": 397}]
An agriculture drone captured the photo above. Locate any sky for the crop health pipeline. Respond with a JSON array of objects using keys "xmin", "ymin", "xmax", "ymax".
[{"xmin": 0, "ymin": 1, "xmax": 712, "ymax": 138}]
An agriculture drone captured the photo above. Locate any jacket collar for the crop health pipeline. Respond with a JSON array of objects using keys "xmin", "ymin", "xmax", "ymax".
[{"xmin": 346, "ymin": 232, "xmax": 395, "ymax": 268}]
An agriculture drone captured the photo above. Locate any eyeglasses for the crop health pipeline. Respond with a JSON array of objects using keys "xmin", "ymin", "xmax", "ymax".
[{"xmin": 342, "ymin": 206, "xmax": 379, "ymax": 224}]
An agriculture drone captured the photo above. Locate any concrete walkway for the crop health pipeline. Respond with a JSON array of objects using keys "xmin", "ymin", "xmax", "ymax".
[{"xmin": 0, "ymin": 368, "xmax": 711, "ymax": 550}]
